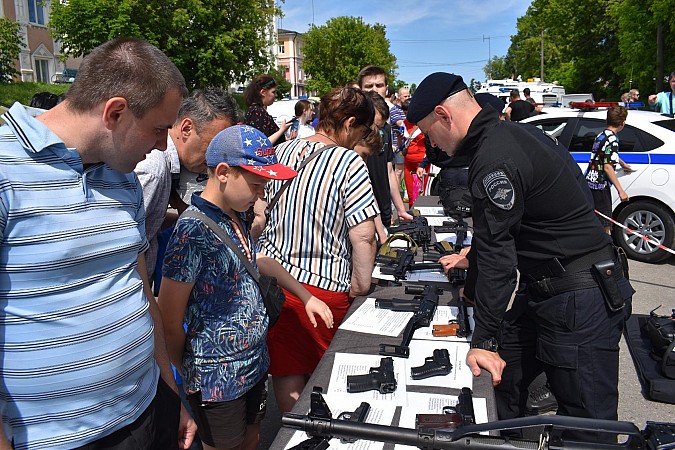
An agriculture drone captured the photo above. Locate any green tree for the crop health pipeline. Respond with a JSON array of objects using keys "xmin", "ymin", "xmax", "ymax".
[
  {"xmin": 0, "ymin": 18, "xmax": 24, "ymax": 83},
  {"xmin": 503, "ymin": 0, "xmax": 623, "ymax": 99},
  {"xmin": 301, "ymin": 16, "xmax": 397, "ymax": 96},
  {"xmin": 483, "ymin": 56, "xmax": 511, "ymax": 80},
  {"xmin": 268, "ymin": 66, "xmax": 292, "ymax": 99},
  {"xmin": 610, "ymin": 0, "xmax": 675, "ymax": 96},
  {"xmin": 49, "ymin": 0, "xmax": 280, "ymax": 88}
]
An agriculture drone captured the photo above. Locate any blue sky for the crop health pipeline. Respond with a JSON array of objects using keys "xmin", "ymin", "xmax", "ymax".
[{"xmin": 278, "ymin": 0, "xmax": 532, "ymax": 87}]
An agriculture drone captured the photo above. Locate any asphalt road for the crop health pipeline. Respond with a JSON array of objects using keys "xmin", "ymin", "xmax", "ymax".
[
  {"xmin": 616, "ymin": 256, "xmax": 674, "ymax": 428},
  {"xmin": 258, "ymin": 255, "xmax": 675, "ymax": 448}
]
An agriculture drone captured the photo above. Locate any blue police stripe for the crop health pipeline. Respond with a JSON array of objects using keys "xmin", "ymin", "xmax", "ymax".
[{"xmin": 571, "ymin": 152, "xmax": 675, "ymax": 165}]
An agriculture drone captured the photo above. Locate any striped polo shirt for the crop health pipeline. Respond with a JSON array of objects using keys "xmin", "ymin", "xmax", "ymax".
[
  {"xmin": 0, "ymin": 103, "xmax": 158, "ymax": 450},
  {"xmin": 257, "ymin": 140, "xmax": 379, "ymax": 292}
]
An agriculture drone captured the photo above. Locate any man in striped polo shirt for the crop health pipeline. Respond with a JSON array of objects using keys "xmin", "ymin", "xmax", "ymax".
[{"xmin": 0, "ymin": 38, "xmax": 196, "ymax": 449}]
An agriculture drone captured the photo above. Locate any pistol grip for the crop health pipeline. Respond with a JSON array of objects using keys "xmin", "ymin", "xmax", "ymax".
[
  {"xmin": 432, "ymin": 324, "xmax": 459, "ymax": 337},
  {"xmin": 346, "ymin": 374, "xmax": 379, "ymax": 393}
]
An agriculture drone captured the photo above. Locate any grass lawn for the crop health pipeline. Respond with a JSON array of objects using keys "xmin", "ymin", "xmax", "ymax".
[{"xmin": 0, "ymin": 82, "xmax": 70, "ymax": 108}]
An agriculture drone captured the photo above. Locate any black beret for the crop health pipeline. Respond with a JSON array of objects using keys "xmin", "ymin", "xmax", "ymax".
[
  {"xmin": 407, "ymin": 72, "xmax": 467, "ymax": 124},
  {"xmin": 474, "ymin": 93, "xmax": 505, "ymax": 113}
]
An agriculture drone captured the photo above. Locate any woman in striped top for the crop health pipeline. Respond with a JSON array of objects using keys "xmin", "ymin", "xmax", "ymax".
[{"xmin": 256, "ymin": 87, "xmax": 380, "ymax": 413}]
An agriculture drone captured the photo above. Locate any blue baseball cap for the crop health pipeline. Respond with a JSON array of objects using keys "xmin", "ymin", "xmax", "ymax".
[{"xmin": 205, "ymin": 125, "xmax": 297, "ymax": 180}]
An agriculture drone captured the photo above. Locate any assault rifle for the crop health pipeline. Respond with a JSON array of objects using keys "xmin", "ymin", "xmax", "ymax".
[
  {"xmin": 283, "ymin": 389, "xmax": 675, "ymax": 449},
  {"xmin": 432, "ymin": 295, "xmax": 472, "ymax": 338},
  {"xmin": 379, "ymin": 285, "xmax": 441, "ymax": 358},
  {"xmin": 376, "ymin": 248, "xmax": 443, "ymax": 282},
  {"xmin": 288, "ymin": 387, "xmax": 371, "ymax": 449},
  {"xmin": 421, "ymin": 219, "xmax": 471, "ymax": 286},
  {"xmin": 389, "ymin": 215, "xmax": 433, "ymax": 252}
]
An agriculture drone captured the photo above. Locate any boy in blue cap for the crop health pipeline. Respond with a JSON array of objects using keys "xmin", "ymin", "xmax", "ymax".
[{"xmin": 157, "ymin": 124, "xmax": 334, "ymax": 450}]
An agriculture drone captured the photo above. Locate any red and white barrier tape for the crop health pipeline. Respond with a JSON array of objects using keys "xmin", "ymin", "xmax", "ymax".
[{"xmin": 595, "ymin": 209, "xmax": 675, "ymax": 256}]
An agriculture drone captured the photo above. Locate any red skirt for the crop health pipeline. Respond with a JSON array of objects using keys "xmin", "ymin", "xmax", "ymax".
[{"xmin": 267, "ymin": 284, "xmax": 349, "ymax": 376}]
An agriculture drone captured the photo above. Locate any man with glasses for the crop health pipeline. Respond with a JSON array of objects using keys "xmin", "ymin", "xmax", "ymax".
[{"xmin": 407, "ymin": 72, "xmax": 633, "ymax": 442}]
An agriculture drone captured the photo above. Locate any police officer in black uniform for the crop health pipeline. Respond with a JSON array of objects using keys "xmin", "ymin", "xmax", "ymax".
[{"xmin": 407, "ymin": 72, "xmax": 634, "ymax": 442}]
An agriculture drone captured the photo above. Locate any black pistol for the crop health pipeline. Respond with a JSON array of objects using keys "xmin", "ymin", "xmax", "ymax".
[
  {"xmin": 336, "ymin": 402, "xmax": 371, "ymax": 444},
  {"xmin": 346, "ymin": 357, "xmax": 397, "ymax": 394},
  {"xmin": 410, "ymin": 349, "xmax": 453, "ymax": 380}
]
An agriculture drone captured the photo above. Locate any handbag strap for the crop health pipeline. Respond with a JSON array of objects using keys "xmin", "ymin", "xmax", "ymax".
[
  {"xmin": 265, "ymin": 143, "xmax": 338, "ymax": 215},
  {"xmin": 409, "ymin": 126, "xmax": 421, "ymax": 141},
  {"xmin": 179, "ymin": 209, "xmax": 260, "ymax": 283}
]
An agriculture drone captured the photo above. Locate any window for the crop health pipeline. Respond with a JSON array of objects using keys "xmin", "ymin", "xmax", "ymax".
[
  {"xmin": 27, "ymin": 0, "xmax": 46, "ymax": 25},
  {"xmin": 34, "ymin": 59, "xmax": 49, "ymax": 83},
  {"xmin": 570, "ymin": 119, "xmax": 651, "ymax": 153},
  {"xmin": 278, "ymin": 42, "xmax": 285, "ymax": 54},
  {"xmin": 531, "ymin": 118, "xmax": 569, "ymax": 141}
]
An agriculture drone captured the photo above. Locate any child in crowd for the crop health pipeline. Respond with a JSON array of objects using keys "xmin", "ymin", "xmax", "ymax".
[
  {"xmin": 585, "ymin": 106, "xmax": 633, "ymax": 234},
  {"xmin": 157, "ymin": 125, "xmax": 334, "ymax": 450}
]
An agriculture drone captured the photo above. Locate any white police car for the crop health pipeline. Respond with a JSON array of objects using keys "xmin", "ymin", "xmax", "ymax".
[{"xmin": 521, "ymin": 107, "xmax": 675, "ymax": 263}]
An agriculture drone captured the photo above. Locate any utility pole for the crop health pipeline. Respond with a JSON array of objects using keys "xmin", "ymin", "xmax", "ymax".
[
  {"xmin": 656, "ymin": 23, "xmax": 664, "ymax": 92},
  {"xmin": 540, "ymin": 29, "xmax": 544, "ymax": 81},
  {"xmin": 483, "ymin": 35, "xmax": 491, "ymax": 62}
]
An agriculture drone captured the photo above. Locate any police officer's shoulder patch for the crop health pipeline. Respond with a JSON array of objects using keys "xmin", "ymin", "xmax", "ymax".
[{"xmin": 482, "ymin": 169, "xmax": 515, "ymax": 210}]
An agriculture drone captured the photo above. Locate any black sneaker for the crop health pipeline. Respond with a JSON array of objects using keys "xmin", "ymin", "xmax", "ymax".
[{"xmin": 525, "ymin": 383, "xmax": 558, "ymax": 415}]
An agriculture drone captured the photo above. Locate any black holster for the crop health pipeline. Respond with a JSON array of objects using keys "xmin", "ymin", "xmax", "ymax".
[{"xmin": 590, "ymin": 260, "xmax": 625, "ymax": 312}]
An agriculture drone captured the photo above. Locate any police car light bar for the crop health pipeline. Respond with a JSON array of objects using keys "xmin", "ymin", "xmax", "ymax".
[{"xmin": 568, "ymin": 101, "xmax": 645, "ymax": 108}]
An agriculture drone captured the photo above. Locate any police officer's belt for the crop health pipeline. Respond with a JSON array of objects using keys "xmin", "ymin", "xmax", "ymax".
[{"xmin": 524, "ymin": 245, "xmax": 618, "ymax": 299}]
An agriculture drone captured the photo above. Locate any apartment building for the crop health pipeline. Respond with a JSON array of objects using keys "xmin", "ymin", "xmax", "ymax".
[
  {"xmin": 276, "ymin": 28, "xmax": 308, "ymax": 98},
  {"xmin": 2, "ymin": 0, "xmax": 78, "ymax": 83}
]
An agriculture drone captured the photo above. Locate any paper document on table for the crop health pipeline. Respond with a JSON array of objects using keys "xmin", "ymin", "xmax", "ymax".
[
  {"xmin": 328, "ymin": 353, "xmax": 408, "ymax": 406},
  {"xmin": 404, "ymin": 340, "xmax": 472, "ymax": 389},
  {"xmin": 339, "ymin": 298, "xmax": 414, "ymax": 337},
  {"xmin": 435, "ymin": 229, "xmax": 473, "ymax": 247},
  {"xmin": 411, "ymin": 305, "xmax": 474, "ymax": 342},
  {"xmin": 394, "ymin": 392, "xmax": 489, "ymax": 449},
  {"xmin": 284, "ymin": 393, "xmax": 396, "ymax": 450},
  {"xmin": 425, "ymin": 215, "xmax": 454, "ymax": 226},
  {"xmin": 413, "ymin": 205, "xmax": 445, "ymax": 216},
  {"xmin": 416, "ymin": 269, "xmax": 451, "ymax": 283}
]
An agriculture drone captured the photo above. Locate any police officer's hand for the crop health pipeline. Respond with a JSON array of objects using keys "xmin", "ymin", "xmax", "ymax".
[
  {"xmin": 466, "ymin": 348, "xmax": 506, "ymax": 386},
  {"xmin": 416, "ymin": 167, "xmax": 426, "ymax": 179},
  {"xmin": 439, "ymin": 253, "xmax": 469, "ymax": 272}
]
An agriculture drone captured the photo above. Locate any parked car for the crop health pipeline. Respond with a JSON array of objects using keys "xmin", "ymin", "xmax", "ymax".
[{"xmin": 521, "ymin": 107, "xmax": 675, "ymax": 263}]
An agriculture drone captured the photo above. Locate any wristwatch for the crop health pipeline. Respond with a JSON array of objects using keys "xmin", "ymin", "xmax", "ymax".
[{"xmin": 470, "ymin": 337, "xmax": 499, "ymax": 352}]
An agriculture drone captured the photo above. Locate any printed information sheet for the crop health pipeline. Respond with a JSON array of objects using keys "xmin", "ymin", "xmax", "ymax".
[
  {"xmin": 404, "ymin": 340, "xmax": 473, "ymax": 389},
  {"xmin": 394, "ymin": 392, "xmax": 489, "ymax": 450},
  {"xmin": 328, "ymin": 353, "xmax": 408, "ymax": 406},
  {"xmin": 339, "ymin": 298, "xmax": 414, "ymax": 337},
  {"xmin": 284, "ymin": 393, "xmax": 396, "ymax": 450}
]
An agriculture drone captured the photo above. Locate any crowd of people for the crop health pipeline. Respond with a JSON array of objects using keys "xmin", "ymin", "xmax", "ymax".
[{"xmin": 1, "ymin": 35, "xmax": 673, "ymax": 449}]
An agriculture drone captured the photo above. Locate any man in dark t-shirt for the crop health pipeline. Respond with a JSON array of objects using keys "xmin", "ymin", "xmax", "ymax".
[
  {"xmin": 505, "ymin": 89, "xmax": 534, "ymax": 121},
  {"xmin": 366, "ymin": 122, "xmax": 394, "ymax": 226}
]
